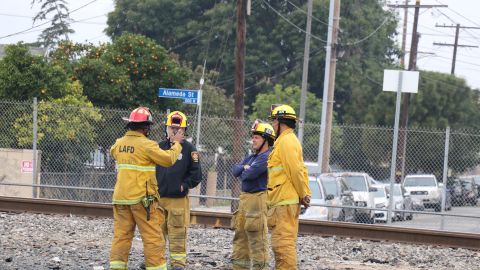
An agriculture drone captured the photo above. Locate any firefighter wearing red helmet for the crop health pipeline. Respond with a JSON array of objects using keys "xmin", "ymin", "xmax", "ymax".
[
  {"xmin": 109, "ymin": 107, "xmax": 184, "ymax": 270},
  {"xmin": 155, "ymin": 111, "xmax": 202, "ymax": 270}
]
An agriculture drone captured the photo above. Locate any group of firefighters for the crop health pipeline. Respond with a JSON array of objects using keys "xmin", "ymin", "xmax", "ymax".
[{"xmin": 109, "ymin": 104, "xmax": 311, "ymax": 270}]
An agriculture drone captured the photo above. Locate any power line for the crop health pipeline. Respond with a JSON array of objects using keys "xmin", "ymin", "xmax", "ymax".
[
  {"xmin": 0, "ymin": 0, "xmax": 99, "ymax": 40},
  {"xmin": 261, "ymin": 0, "xmax": 327, "ymax": 43},
  {"xmin": 435, "ymin": 0, "xmax": 480, "ymax": 28},
  {"xmin": 203, "ymin": 0, "xmax": 239, "ymax": 116},
  {"xmin": 285, "ymin": 0, "xmax": 328, "ymax": 26},
  {"xmin": 343, "ymin": 17, "xmax": 391, "ymax": 46}
]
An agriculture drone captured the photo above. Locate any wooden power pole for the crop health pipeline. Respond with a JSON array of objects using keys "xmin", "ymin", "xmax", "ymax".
[
  {"xmin": 232, "ymin": 0, "xmax": 247, "ymax": 211},
  {"xmin": 434, "ymin": 24, "xmax": 479, "ymax": 74},
  {"xmin": 387, "ymin": 0, "xmax": 447, "ymax": 182}
]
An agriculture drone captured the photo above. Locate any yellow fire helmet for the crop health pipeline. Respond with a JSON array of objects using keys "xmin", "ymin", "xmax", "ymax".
[
  {"xmin": 165, "ymin": 111, "xmax": 187, "ymax": 128},
  {"xmin": 269, "ymin": 104, "xmax": 297, "ymax": 121},
  {"xmin": 251, "ymin": 119, "xmax": 276, "ymax": 141}
]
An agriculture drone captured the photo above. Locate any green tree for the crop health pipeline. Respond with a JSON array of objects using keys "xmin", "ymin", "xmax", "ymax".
[
  {"xmin": 31, "ymin": 0, "xmax": 74, "ymax": 48},
  {"xmin": 13, "ymin": 81, "xmax": 102, "ymax": 172},
  {"xmin": 105, "ymin": 0, "xmax": 399, "ymax": 119},
  {"xmin": 0, "ymin": 43, "xmax": 70, "ymax": 150},
  {"xmin": 0, "ymin": 43, "xmax": 68, "ymax": 100},
  {"xmin": 251, "ymin": 84, "xmax": 334, "ymax": 161},
  {"xmin": 179, "ymin": 65, "xmax": 234, "ymax": 117},
  {"xmin": 251, "ymin": 84, "xmax": 322, "ymax": 121},
  {"xmin": 51, "ymin": 34, "xmax": 190, "ymax": 110}
]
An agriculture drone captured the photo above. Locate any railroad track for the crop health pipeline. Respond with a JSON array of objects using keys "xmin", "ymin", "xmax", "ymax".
[{"xmin": 1, "ymin": 196, "xmax": 479, "ymax": 250}]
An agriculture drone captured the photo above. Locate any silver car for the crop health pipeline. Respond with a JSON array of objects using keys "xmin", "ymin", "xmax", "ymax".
[
  {"xmin": 320, "ymin": 175, "xmax": 355, "ymax": 222},
  {"xmin": 301, "ymin": 176, "xmax": 356, "ymax": 222},
  {"xmin": 387, "ymin": 184, "xmax": 414, "ymax": 221}
]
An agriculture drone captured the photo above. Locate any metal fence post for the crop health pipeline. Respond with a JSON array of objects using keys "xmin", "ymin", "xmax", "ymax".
[
  {"xmin": 440, "ymin": 126, "xmax": 450, "ymax": 230},
  {"xmin": 387, "ymin": 71, "xmax": 403, "ymax": 224},
  {"xmin": 32, "ymin": 97, "xmax": 38, "ymax": 198}
]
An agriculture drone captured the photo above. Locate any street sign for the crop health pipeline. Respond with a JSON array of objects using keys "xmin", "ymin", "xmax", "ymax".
[
  {"xmin": 158, "ymin": 88, "xmax": 199, "ymax": 104},
  {"xmin": 383, "ymin": 70, "xmax": 419, "ymax": 93},
  {"xmin": 183, "ymin": 98, "xmax": 198, "ymax": 104}
]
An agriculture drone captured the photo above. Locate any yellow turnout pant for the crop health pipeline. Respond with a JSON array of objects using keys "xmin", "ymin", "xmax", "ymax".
[
  {"xmin": 231, "ymin": 191, "xmax": 269, "ymax": 270},
  {"xmin": 109, "ymin": 201, "xmax": 166, "ymax": 270},
  {"xmin": 158, "ymin": 196, "xmax": 190, "ymax": 267},
  {"xmin": 267, "ymin": 203, "xmax": 300, "ymax": 270}
]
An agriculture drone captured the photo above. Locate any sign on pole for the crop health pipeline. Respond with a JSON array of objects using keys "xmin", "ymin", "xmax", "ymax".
[
  {"xmin": 158, "ymin": 86, "xmax": 203, "ymax": 150},
  {"xmin": 383, "ymin": 69, "xmax": 419, "ymax": 225},
  {"xmin": 383, "ymin": 70, "xmax": 419, "ymax": 93},
  {"xmin": 158, "ymin": 88, "xmax": 199, "ymax": 104}
]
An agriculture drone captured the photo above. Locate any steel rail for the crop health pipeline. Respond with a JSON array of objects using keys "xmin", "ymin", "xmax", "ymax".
[{"xmin": 1, "ymin": 196, "xmax": 479, "ymax": 250}]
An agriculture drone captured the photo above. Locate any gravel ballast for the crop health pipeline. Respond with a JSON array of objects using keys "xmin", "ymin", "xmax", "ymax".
[{"xmin": 1, "ymin": 212, "xmax": 479, "ymax": 270}]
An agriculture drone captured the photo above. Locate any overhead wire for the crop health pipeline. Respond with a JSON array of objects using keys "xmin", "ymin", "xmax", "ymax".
[
  {"xmin": 342, "ymin": 17, "xmax": 391, "ymax": 46},
  {"xmin": 0, "ymin": 0, "xmax": 99, "ymax": 40},
  {"xmin": 435, "ymin": 0, "xmax": 480, "ymax": 28},
  {"xmin": 202, "ymin": 0, "xmax": 239, "ymax": 116},
  {"xmin": 260, "ymin": 0, "xmax": 327, "ymax": 43},
  {"xmin": 284, "ymin": 0, "xmax": 328, "ymax": 26}
]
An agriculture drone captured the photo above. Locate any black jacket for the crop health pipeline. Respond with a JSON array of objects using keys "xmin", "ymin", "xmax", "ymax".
[{"xmin": 156, "ymin": 140, "xmax": 202, "ymax": 198}]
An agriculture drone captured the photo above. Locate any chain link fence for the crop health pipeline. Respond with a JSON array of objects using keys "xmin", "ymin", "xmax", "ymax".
[{"xmin": 1, "ymin": 100, "xmax": 480, "ymax": 232}]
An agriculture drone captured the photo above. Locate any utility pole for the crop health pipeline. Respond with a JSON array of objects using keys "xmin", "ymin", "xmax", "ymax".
[
  {"xmin": 318, "ymin": 0, "xmax": 340, "ymax": 173},
  {"xmin": 434, "ymin": 24, "xmax": 480, "ymax": 74},
  {"xmin": 298, "ymin": 0, "xmax": 313, "ymax": 144},
  {"xmin": 400, "ymin": 0, "xmax": 409, "ymax": 67},
  {"xmin": 232, "ymin": 0, "xmax": 246, "ymax": 211},
  {"xmin": 387, "ymin": 0, "xmax": 447, "ymax": 182}
]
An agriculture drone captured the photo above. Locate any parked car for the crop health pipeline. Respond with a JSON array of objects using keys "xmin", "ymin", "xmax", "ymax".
[
  {"xmin": 449, "ymin": 178, "xmax": 465, "ymax": 206},
  {"xmin": 473, "ymin": 176, "xmax": 480, "ymax": 198},
  {"xmin": 459, "ymin": 177, "xmax": 478, "ymax": 206},
  {"xmin": 386, "ymin": 184, "xmax": 414, "ymax": 221},
  {"xmin": 402, "ymin": 174, "xmax": 451, "ymax": 212},
  {"xmin": 300, "ymin": 177, "xmax": 329, "ymax": 220},
  {"xmin": 372, "ymin": 185, "xmax": 390, "ymax": 223},
  {"xmin": 325, "ymin": 172, "xmax": 377, "ymax": 223},
  {"xmin": 319, "ymin": 175, "xmax": 356, "ymax": 222}
]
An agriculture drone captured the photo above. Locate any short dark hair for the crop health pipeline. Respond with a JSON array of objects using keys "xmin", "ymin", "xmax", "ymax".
[
  {"xmin": 266, "ymin": 137, "xmax": 275, "ymax": 146},
  {"xmin": 126, "ymin": 121, "xmax": 151, "ymax": 130},
  {"xmin": 280, "ymin": 118, "xmax": 296, "ymax": 129}
]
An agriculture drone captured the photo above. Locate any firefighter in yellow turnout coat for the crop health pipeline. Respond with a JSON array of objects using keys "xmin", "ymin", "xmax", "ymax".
[
  {"xmin": 231, "ymin": 120, "xmax": 276, "ymax": 269},
  {"xmin": 267, "ymin": 105, "xmax": 311, "ymax": 270},
  {"xmin": 109, "ymin": 107, "xmax": 184, "ymax": 270}
]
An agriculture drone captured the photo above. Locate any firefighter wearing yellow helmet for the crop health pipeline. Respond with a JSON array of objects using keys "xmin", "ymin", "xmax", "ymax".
[
  {"xmin": 267, "ymin": 104, "xmax": 311, "ymax": 270},
  {"xmin": 231, "ymin": 120, "xmax": 275, "ymax": 269},
  {"xmin": 109, "ymin": 107, "xmax": 184, "ymax": 270},
  {"xmin": 156, "ymin": 111, "xmax": 201, "ymax": 270}
]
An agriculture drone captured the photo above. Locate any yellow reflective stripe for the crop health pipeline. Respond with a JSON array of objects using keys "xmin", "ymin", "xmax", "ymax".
[
  {"xmin": 268, "ymin": 166, "xmax": 283, "ymax": 172},
  {"xmin": 171, "ymin": 252, "xmax": 186, "ymax": 260},
  {"xmin": 112, "ymin": 198, "xmax": 142, "ymax": 205},
  {"xmin": 117, "ymin": 163, "xmax": 156, "ymax": 172},
  {"xmin": 146, "ymin": 263, "xmax": 167, "ymax": 270},
  {"xmin": 109, "ymin": 260, "xmax": 127, "ymax": 269},
  {"xmin": 274, "ymin": 198, "xmax": 299, "ymax": 206},
  {"xmin": 232, "ymin": 259, "xmax": 251, "ymax": 268}
]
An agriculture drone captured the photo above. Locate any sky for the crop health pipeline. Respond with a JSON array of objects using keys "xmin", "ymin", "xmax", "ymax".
[
  {"xmin": 387, "ymin": 0, "xmax": 480, "ymax": 89},
  {"xmin": 0, "ymin": 0, "xmax": 114, "ymax": 45},
  {"xmin": 1, "ymin": 0, "xmax": 480, "ymax": 89}
]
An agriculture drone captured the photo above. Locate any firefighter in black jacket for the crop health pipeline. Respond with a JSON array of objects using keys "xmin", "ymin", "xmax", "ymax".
[{"xmin": 156, "ymin": 111, "xmax": 202, "ymax": 270}]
